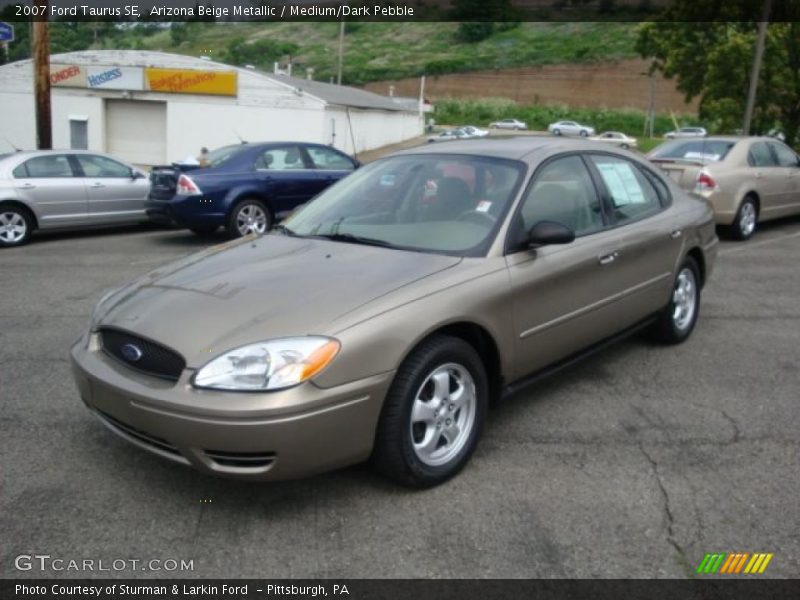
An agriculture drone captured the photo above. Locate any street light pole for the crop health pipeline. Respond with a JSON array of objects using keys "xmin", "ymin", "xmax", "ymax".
[
  {"xmin": 743, "ymin": 0, "xmax": 772, "ymax": 136},
  {"xmin": 32, "ymin": 0, "xmax": 51, "ymax": 149},
  {"xmin": 336, "ymin": 21, "xmax": 345, "ymax": 86}
]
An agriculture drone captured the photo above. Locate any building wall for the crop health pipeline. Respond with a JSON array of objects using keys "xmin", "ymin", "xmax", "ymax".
[{"xmin": 326, "ymin": 108, "xmax": 422, "ymax": 156}]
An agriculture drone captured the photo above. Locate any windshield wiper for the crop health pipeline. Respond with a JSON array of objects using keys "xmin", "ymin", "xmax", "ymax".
[
  {"xmin": 314, "ymin": 232, "xmax": 392, "ymax": 247},
  {"xmin": 272, "ymin": 224, "xmax": 297, "ymax": 236}
]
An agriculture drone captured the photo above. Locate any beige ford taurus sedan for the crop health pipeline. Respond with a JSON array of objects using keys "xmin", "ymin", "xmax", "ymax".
[
  {"xmin": 648, "ymin": 136, "xmax": 800, "ymax": 240},
  {"xmin": 71, "ymin": 138, "xmax": 718, "ymax": 487}
]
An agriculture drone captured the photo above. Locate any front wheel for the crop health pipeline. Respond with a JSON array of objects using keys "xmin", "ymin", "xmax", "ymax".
[
  {"xmin": 730, "ymin": 196, "xmax": 758, "ymax": 241},
  {"xmin": 226, "ymin": 199, "xmax": 271, "ymax": 239},
  {"xmin": 650, "ymin": 256, "xmax": 701, "ymax": 344},
  {"xmin": 579, "ymin": 130, "xmax": 589, "ymax": 137},
  {"xmin": 0, "ymin": 205, "xmax": 34, "ymax": 248},
  {"xmin": 372, "ymin": 335, "xmax": 488, "ymax": 487}
]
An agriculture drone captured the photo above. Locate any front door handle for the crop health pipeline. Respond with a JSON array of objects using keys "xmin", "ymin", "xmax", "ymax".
[
  {"xmin": 90, "ymin": 183, "xmax": 105, "ymax": 188},
  {"xmin": 670, "ymin": 229, "xmax": 683, "ymax": 239},
  {"xmin": 20, "ymin": 183, "xmax": 36, "ymax": 189},
  {"xmin": 598, "ymin": 251, "xmax": 618, "ymax": 265}
]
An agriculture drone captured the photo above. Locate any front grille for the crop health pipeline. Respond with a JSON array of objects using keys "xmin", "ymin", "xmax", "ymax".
[
  {"xmin": 100, "ymin": 328, "xmax": 186, "ymax": 381},
  {"xmin": 204, "ymin": 449, "xmax": 276, "ymax": 469},
  {"xmin": 97, "ymin": 410, "xmax": 181, "ymax": 456}
]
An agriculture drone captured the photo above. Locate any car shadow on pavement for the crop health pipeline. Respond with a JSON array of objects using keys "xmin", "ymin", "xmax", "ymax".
[{"xmin": 28, "ymin": 223, "xmax": 160, "ymax": 244}]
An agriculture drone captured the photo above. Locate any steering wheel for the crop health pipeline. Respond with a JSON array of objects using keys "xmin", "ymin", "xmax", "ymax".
[{"xmin": 456, "ymin": 210, "xmax": 497, "ymax": 227}]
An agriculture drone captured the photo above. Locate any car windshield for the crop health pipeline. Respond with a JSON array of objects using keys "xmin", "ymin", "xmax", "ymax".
[
  {"xmin": 282, "ymin": 154, "xmax": 525, "ymax": 256},
  {"xmin": 651, "ymin": 140, "xmax": 734, "ymax": 162},
  {"xmin": 206, "ymin": 144, "xmax": 249, "ymax": 168}
]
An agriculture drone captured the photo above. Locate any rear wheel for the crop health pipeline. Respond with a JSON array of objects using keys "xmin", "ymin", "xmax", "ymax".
[
  {"xmin": 226, "ymin": 199, "xmax": 271, "ymax": 238},
  {"xmin": 372, "ymin": 335, "xmax": 488, "ymax": 488},
  {"xmin": 730, "ymin": 196, "xmax": 758, "ymax": 241},
  {"xmin": 0, "ymin": 204, "xmax": 33, "ymax": 248},
  {"xmin": 651, "ymin": 256, "xmax": 701, "ymax": 344}
]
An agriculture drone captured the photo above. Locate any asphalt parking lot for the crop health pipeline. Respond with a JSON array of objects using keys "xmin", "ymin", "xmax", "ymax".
[{"xmin": 2, "ymin": 218, "xmax": 799, "ymax": 579}]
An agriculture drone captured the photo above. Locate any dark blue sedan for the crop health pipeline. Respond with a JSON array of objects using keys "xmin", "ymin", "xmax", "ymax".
[{"xmin": 146, "ymin": 142, "xmax": 358, "ymax": 237}]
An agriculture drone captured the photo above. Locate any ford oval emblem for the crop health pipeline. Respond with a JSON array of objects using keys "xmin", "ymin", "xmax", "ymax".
[{"xmin": 120, "ymin": 343, "xmax": 143, "ymax": 362}]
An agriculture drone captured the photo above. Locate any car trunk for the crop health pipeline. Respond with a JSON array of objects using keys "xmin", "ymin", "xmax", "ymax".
[
  {"xmin": 148, "ymin": 164, "xmax": 200, "ymax": 200},
  {"xmin": 649, "ymin": 159, "xmax": 703, "ymax": 191}
]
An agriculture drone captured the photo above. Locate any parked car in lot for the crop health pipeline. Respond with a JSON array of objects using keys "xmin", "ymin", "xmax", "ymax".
[
  {"xmin": 0, "ymin": 150, "xmax": 149, "ymax": 248},
  {"xmin": 72, "ymin": 138, "xmax": 718, "ymax": 487},
  {"xmin": 461, "ymin": 125, "xmax": 489, "ymax": 138},
  {"xmin": 664, "ymin": 127, "xmax": 707, "ymax": 139},
  {"xmin": 146, "ymin": 142, "xmax": 358, "ymax": 238},
  {"xmin": 589, "ymin": 131, "xmax": 638, "ymax": 149},
  {"xmin": 427, "ymin": 129, "xmax": 470, "ymax": 143},
  {"xmin": 648, "ymin": 136, "xmax": 800, "ymax": 240},
  {"xmin": 489, "ymin": 118, "xmax": 528, "ymax": 130},
  {"xmin": 548, "ymin": 120, "xmax": 596, "ymax": 137}
]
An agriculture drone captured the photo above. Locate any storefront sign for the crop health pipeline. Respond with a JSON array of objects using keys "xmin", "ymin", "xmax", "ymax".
[
  {"xmin": 144, "ymin": 68, "xmax": 237, "ymax": 96},
  {"xmin": 50, "ymin": 64, "xmax": 86, "ymax": 88},
  {"xmin": 86, "ymin": 66, "xmax": 144, "ymax": 90}
]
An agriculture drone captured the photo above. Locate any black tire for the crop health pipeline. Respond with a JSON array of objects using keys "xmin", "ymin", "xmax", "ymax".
[
  {"xmin": 729, "ymin": 196, "xmax": 758, "ymax": 241},
  {"xmin": 225, "ymin": 198, "xmax": 271, "ymax": 239},
  {"xmin": 189, "ymin": 225, "xmax": 219, "ymax": 236},
  {"xmin": 650, "ymin": 256, "xmax": 701, "ymax": 344},
  {"xmin": 579, "ymin": 130, "xmax": 589, "ymax": 137},
  {"xmin": 0, "ymin": 203, "xmax": 34, "ymax": 248},
  {"xmin": 621, "ymin": 143, "xmax": 630, "ymax": 149},
  {"xmin": 372, "ymin": 335, "xmax": 488, "ymax": 488},
  {"xmin": 553, "ymin": 128, "xmax": 561, "ymax": 136}
]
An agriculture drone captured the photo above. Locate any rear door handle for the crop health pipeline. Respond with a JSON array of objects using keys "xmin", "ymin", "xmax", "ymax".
[
  {"xmin": 90, "ymin": 183, "xmax": 105, "ymax": 188},
  {"xmin": 598, "ymin": 251, "xmax": 618, "ymax": 265},
  {"xmin": 670, "ymin": 229, "xmax": 683, "ymax": 239},
  {"xmin": 20, "ymin": 183, "xmax": 36, "ymax": 189}
]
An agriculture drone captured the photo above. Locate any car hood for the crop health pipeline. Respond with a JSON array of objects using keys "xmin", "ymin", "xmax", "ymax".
[{"xmin": 96, "ymin": 235, "xmax": 461, "ymax": 367}]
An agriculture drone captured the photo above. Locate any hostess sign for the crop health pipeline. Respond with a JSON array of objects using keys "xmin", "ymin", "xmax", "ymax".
[
  {"xmin": 47, "ymin": 64, "xmax": 237, "ymax": 97},
  {"xmin": 87, "ymin": 66, "xmax": 144, "ymax": 90}
]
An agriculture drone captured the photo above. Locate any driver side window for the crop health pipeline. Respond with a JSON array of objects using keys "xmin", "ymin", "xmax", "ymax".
[{"xmin": 516, "ymin": 155, "xmax": 604, "ymax": 237}]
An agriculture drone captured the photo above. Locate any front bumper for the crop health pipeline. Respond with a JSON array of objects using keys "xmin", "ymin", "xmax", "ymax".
[{"xmin": 70, "ymin": 336, "xmax": 393, "ymax": 481}]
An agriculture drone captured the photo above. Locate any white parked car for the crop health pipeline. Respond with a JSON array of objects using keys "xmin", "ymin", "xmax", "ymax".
[
  {"xmin": 427, "ymin": 129, "xmax": 469, "ymax": 143},
  {"xmin": 664, "ymin": 127, "xmax": 707, "ymax": 139},
  {"xmin": 488, "ymin": 119, "xmax": 528, "ymax": 131},
  {"xmin": 461, "ymin": 125, "xmax": 489, "ymax": 138},
  {"xmin": 548, "ymin": 120, "xmax": 596, "ymax": 137},
  {"xmin": 589, "ymin": 131, "xmax": 638, "ymax": 149}
]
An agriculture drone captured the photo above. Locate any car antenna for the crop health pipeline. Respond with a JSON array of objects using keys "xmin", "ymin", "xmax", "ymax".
[
  {"xmin": 2, "ymin": 136, "xmax": 22, "ymax": 152},
  {"xmin": 233, "ymin": 130, "xmax": 248, "ymax": 144}
]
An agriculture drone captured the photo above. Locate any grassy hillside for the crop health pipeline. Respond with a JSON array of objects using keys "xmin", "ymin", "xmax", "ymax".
[{"xmin": 89, "ymin": 22, "xmax": 639, "ymax": 85}]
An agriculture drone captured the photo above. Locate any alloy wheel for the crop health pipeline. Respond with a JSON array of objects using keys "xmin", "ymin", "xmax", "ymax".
[
  {"xmin": 672, "ymin": 267, "xmax": 697, "ymax": 331},
  {"xmin": 235, "ymin": 204, "xmax": 268, "ymax": 236},
  {"xmin": 409, "ymin": 363, "xmax": 477, "ymax": 467},
  {"xmin": 739, "ymin": 201, "xmax": 757, "ymax": 238},
  {"xmin": 0, "ymin": 211, "xmax": 27, "ymax": 244}
]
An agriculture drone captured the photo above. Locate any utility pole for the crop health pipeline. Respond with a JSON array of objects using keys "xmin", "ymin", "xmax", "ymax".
[
  {"xmin": 743, "ymin": 0, "xmax": 772, "ymax": 136},
  {"xmin": 32, "ymin": 0, "xmax": 51, "ymax": 149},
  {"xmin": 336, "ymin": 21, "xmax": 345, "ymax": 86}
]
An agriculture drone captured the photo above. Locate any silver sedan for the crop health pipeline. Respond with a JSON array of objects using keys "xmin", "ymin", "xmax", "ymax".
[{"xmin": 0, "ymin": 150, "xmax": 149, "ymax": 247}]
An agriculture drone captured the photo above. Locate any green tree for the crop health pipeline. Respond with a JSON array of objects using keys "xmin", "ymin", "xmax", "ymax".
[
  {"xmin": 222, "ymin": 37, "xmax": 300, "ymax": 70},
  {"xmin": 637, "ymin": 1, "xmax": 800, "ymax": 145}
]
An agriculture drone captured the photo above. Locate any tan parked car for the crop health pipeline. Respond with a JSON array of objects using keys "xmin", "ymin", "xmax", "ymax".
[
  {"xmin": 71, "ymin": 139, "xmax": 718, "ymax": 487},
  {"xmin": 648, "ymin": 136, "xmax": 800, "ymax": 240}
]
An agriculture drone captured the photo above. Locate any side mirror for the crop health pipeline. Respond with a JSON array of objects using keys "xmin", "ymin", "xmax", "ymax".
[
  {"xmin": 130, "ymin": 169, "xmax": 144, "ymax": 180},
  {"xmin": 527, "ymin": 220, "xmax": 575, "ymax": 247}
]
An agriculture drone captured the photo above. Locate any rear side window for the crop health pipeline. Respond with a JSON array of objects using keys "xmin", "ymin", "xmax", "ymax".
[
  {"xmin": 16, "ymin": 155, "xmax": 74, "ymax": 178},
  {"xmin": 748, "ymin": 142, "xmax": 777, "ymax": 167},
  {"xmin": 589, "ymin": 155, "xmax": 662, "ymax": 223},
  {"xmin": 651, "ymin": 140, "xmax": 734, "ymax": 162},
  {"xmin": 254, "ymin": 146, "xmax": 307, "ymax": 170},
  {"xmin": 769, "ymin": 142, "xmax": 800, "ymax": 167}
]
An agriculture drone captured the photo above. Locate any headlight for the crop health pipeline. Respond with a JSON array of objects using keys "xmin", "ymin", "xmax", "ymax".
[{"xmin": 193, "ymin": 337, "xmax": 340, "ymax": 392}]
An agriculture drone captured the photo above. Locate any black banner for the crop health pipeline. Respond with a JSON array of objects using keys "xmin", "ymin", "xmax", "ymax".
[{"xmin": 3, "ymin": 579, "xmax": 800, "ymax": 600}]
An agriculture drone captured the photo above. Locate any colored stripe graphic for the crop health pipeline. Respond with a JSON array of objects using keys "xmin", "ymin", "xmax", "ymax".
[{"xmin": 698, "ymin": 552, "xmax": 774, "ymax": 575}]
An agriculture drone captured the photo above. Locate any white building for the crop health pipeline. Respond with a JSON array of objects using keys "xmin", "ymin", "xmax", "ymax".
[{"xmin": 0, "ymin": 50, "xmax": 423, "ymax": 166}]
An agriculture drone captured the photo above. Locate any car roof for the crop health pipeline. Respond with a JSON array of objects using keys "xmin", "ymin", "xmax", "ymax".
[{"xmin": 394, "ymin": 136, "xmax": 639, "ymax": 163}]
